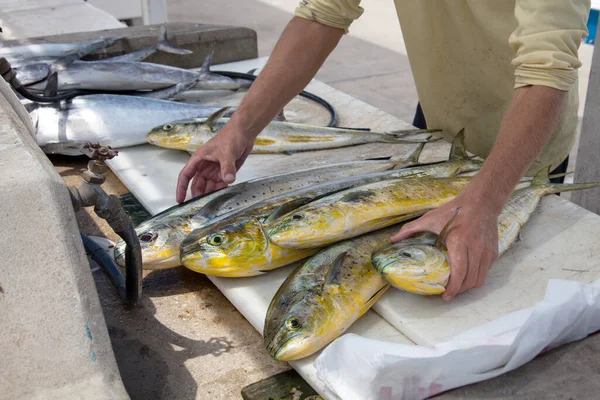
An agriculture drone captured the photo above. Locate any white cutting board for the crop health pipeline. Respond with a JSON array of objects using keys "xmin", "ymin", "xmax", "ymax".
[
  {"xmin": 105, "ymin": 57, "xmax": 600, "ymax": 382},
  {"xmin": 105, "ymin": 57, "xmax": 427, "ymax": 399}
]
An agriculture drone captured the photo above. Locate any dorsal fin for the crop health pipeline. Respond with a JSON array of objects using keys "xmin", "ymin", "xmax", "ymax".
[
  {"xmin": 200, "ymin": 47, "xmax": 215, "ymax": 74},
  {"xmin": 156, "ymin": 24, "xmax": 193, "ymax": 55},
  {"xmin": 449, "ymin": 129, "xmax": 468, "ymax": 161},
  {"xmin": 274, "ymin": 109, "xmax": 287, "ymax": 122},
  {"xmin": 435, "ymin": 206, "xmax": 461, "ymax": 249},
  {"xmin": 323, "ymin": 251, "xmax": 348, "ymax": 287},
  {"xmin": 205, "ymin": 106, "xmax": 232, "ymax": 131}
]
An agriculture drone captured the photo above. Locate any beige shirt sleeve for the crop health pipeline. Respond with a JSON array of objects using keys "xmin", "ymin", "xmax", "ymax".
[
  {"xmin": 294, "ymin": 0, "xmax": 364, "ymax": 33},
  {"xmin": 509, "ymin": 0, "xmax": 591, "ymax": 91}
]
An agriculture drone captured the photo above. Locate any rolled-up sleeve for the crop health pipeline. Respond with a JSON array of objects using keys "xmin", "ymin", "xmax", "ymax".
[
  {"xmin": 509, "ymin": 0, "xmax": 591, "ymax": 91},
  {"xmin": 294, "ymin": 0, "xmax": 364, "ymax": 33}
]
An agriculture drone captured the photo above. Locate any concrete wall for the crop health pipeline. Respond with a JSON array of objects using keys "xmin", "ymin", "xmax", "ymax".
[{"xmin": 0, "ymin": 77, "xmax": 129, "ymax": 399}]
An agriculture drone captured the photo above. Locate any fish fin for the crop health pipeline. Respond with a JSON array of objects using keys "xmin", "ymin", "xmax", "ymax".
[
  {"xmin": 205, "ymin": 106, "xmax": 232, "ymax": 131},
  {"xmin": 323, "ymin": 251, "xmax": 348, "ymax": 287},
  {"xmin": 274, "ymin": 109, "xmax": 287, "ymax": 122},
  {"xmin": 264, "ymin": 197, "xmax": 314, "ymax": 225},
  {"xmin": 193, "ymin": 190, "xmax": 242, "ymax": 220},
  {"xmin": 246, "ymin": 68, "xmax": 258, "ymax": 75},
  {"xmin": 360, "ymin": 284, "xmax": 390, "ymax": 314},
  {"xmin": 448, "ymin": 129, "xmax": 468, "ymax": 161},
  {"xmin": 339, "ymin": 190, "xmax": 377, "ymax": 204},
  {"xmin": 135, "ymin": 78, "xmax": 200, "ymax": 99},
  {"xmin": 156, "ymin": 24, "xmax": 193, "ymax": 55},
  {"xmin": 435, "ymin": 206, "xmax": 461, "ymax": 249},
  {"xmin": 402, "ymin": 142, "xmax": 425, "ymax": 166},
  {"xmin": 200, "ymin": 47, "xmax": 215, "ymax": 74},
  {"xmin": 43, "ymin": 72, "xmax": 59, "ymax": 98}
]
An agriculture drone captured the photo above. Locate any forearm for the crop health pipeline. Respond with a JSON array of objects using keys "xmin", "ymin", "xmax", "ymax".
[
  {"xmin": 227, "ymin": 16, "xmax": 344, "ymax": 139},
  {"xmin": 464, "ymin": 85, "xmax": 567, "ymax": 212}
]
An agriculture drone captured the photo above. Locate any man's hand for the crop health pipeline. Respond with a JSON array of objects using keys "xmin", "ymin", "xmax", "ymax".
[
  {"xmin": 176, "ymin": 125, "xmax": 252, "ymax": 203},
  {"xmin": 391, "ymin": 194, "xmax": 500, "ymax": 302}
]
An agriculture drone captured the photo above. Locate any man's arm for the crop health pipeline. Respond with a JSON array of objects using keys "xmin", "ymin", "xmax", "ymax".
[
  {"xmin": 393, "ymin": 0, "xmax": 589, "ymax": 301},
  {"xmin": 175, "ymin": 17, "xmax": 344, "ymax": 202},
  {"xmin": 393, "ymin": 85, "xmax": 566, "ymax": 301}
]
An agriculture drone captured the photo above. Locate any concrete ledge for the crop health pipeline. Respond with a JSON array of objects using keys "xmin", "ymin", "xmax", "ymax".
[
  {"xmin": 0, "ymin": 22, "xmax": 259, "ymax": 69},
  {"xmin": 0, "ymin": 76, "xmax": 129, "ymax": 399}
]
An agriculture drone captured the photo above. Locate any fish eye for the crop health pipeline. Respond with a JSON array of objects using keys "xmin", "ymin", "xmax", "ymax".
[
  {"xmin": 208, "ymin": 233, "xmax": 224, "ymax": 246},
  {"xmin": 139, "ymin": 232, "xmax": 158, "ymax": 243},
  {"xmin": 400, "ymin": 250, "xmax": 412, "ymax": 258},
  {"xmin": 291, "ymin": 214, "xmax": 303, "ymax": 220},
  {"xmin": 286, "ymin": 317, "xmax": 301, "ymax": 330},
  {"xmin": 163, "ymin": 123, "xmax": 174, "ymax": 131}
]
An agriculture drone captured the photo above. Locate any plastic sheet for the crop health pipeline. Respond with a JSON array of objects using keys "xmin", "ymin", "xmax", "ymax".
[{"xmin": 315, "ymin": 278, "xmax": 600, "ymax": 400}]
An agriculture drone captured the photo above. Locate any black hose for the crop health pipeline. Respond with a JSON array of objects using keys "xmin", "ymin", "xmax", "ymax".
[
  {"xmin": 113, "ymin": 223, "xmax": 143, "ymax": 305},
  {"xmin": 80, "ymin": 233, "xmax": 126, "ymax": 299},
  {"xmin": 215, "ymin": 70, "xmax": 339, "ymax": 127},
  {"xmin": 93, "ymin": 194, "xmax": 143, "ymax": 306}
]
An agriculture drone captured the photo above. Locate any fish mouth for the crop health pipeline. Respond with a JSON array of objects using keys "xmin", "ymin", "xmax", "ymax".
[
  {"xmin": 265, "ymin": 336, "xmax": 292, "ymax": 360},
  {"xmin": 265, "ymin": 335, "xmax": 313, "ymax": 361}
]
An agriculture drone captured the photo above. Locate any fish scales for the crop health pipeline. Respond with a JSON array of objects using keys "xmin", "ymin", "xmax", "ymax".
[
  {"xmin": 267, "ymin": 176, "xmax": 473, "ymax": 249},
  {"xmin": 263, "ymin": 225, "xmax": 402, "ymax": 361},
  {"xmin": 114, "ymin": 158, "xmax": 414, "ymax": 270},
  {"xmin": 178, "ymin": 157, "xmax": 482, "ymax": 276},
  {"xmin": 146, "ymin": 108, "xmax": 438, "ymax": 154}
]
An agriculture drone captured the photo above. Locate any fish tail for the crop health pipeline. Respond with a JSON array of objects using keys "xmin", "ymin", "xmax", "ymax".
[
  {"xmin": 156, "ymin": 24, "xmax": 193, "ymax": 55},
  {"xmin": 529, "ymin": 165, "xmax": 600, "ymax": 194}
]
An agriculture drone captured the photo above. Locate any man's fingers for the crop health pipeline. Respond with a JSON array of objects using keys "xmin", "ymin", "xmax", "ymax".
[
  {"xmin": 390, "ymin": 214, "xmax": 433, "ymax": 242},
  {"xmin": 475, "ymin": 248, "xmax": 495, "ymax": 288},
  {"xmin": 220, "ymin": 153, "xmax": 237, "ymax": 184},
  {"xmin": 205, "ymin": 180, "xmax": 217, "ymax": 194},
  {"xmin": 442, "ymin": 239, "xmax": 468, "ymax": 301},
  {"xmin": 191, "ymin": 175, "xmax": 206, "ymax": 199},
  {"xmin": 460, "ymin": 244, "xmax": 482, "ymax": 293}
]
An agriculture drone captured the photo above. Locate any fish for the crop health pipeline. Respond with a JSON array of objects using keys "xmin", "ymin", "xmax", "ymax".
[
  {"xmin": 28, "ymin": 91, "xmax": 236, "ymax": 155},
  {"xmin": 370, "ymin": 167, "xmax": 600, "ymax": 295},
  {"xmin": 263, "ymin": 223, "xmax": 416, "ymax": 361},
  {"xmin": 1, "ymin": 36, "xmax": 122, "ymax": 69},
  {"xmin": 146, "ymin": 106, "xmax": 441, "ymax": 153},
  {"xmin": 14, "ymin": 25, "xmax": 192, "ymax": 87},
  {"xmin": 179, "ymin": 132, "xmax": 482, "ymax": 277},
  {"xmin": 23, "ymin": 49, "xmax": 239, "ymax": 94},
  {"xmin": 113, "ymin": 154, "xmax": 423, "ymax": 270},
  {"xmin": 266, "ymin": 131, "xmax": 485, "ymax": 249}
]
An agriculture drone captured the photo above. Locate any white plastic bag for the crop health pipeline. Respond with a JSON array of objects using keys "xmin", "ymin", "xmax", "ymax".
[{"xmin": 315, "ymin": 278, "xmax": 600, "ymax": 400}]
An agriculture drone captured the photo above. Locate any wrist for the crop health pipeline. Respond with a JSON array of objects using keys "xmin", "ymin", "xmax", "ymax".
[{"xmin": 460, "ymin": 179, "xmax": 507, "ymax": 215}]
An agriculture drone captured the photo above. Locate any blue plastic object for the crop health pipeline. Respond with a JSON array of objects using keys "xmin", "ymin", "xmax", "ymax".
[{"xmin": 586, "ymin": 9, "xmax": 599, "ymax": 45}]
